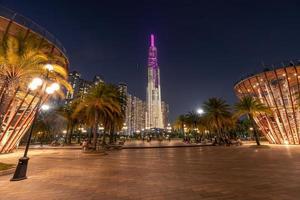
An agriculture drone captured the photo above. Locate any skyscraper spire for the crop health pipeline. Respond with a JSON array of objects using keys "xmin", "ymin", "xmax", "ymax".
[{"xmin": 151, "ymin": 34, "xmax": 155, "ymax": 47}]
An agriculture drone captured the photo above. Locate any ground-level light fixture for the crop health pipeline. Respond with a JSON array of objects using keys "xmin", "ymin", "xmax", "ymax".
[{"xmin": 284, "ymin": 140, "xmax": 289, "ymax": 145}]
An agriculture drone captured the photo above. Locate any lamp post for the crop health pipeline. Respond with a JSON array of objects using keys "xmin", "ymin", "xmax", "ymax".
[
  {"xmin": 11, "ymin": 65, "xmax": 60, "ymax": 181},
  {"xmin": 122, "ymin": 123, "xmax": 128, "ymax": 136},
  {"xmin": 166, "ymin": 123, "xmax": 172, "ymax": 133}
]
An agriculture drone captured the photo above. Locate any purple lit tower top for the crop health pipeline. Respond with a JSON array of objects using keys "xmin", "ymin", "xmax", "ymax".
[{"xmin": 148, "ymin": 34, "xmax": 159, "ymax": 87}]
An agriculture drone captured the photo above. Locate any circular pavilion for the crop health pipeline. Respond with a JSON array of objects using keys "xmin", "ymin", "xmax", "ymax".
[
  {"xmin": 234, "ymin": 62, "xmax": 300, "ymax": 145},
  {"xmin": 0, "ymin": 6, "xmax": 69, "ymax": 153}
]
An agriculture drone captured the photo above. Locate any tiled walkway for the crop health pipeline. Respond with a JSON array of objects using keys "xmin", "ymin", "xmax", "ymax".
[{"xmin": 0, "ymin": 145, "xmax": 300, "ymax": 200}]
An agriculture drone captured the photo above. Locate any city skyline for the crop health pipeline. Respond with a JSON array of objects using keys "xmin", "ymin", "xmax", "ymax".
[
  {"xmin": 1, "ymin": 2, "xmax": 300, "ymax": 200},
  {"xmin": 4, "ymin": 1, "xmax": 300, "ymax": 122}
]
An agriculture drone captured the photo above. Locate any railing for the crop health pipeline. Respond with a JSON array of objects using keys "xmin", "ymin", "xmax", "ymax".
[
  {"xmin": 0, "ymin": 5, "xmax": 67, "ymax": 56},
  {"xmin": 234, "ymin": 59, "xmax": 300, "ymax": 86}
]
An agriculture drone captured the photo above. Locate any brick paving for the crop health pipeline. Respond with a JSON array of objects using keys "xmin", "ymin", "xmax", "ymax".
[{"xmin": 0, "ymin": 145, "xmax": 300, "ymax": 199}]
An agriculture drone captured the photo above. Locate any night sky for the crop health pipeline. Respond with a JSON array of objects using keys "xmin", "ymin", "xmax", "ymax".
[{"xmin": 2, "ymin": 0, "xmax": 300, "ymax": 121}]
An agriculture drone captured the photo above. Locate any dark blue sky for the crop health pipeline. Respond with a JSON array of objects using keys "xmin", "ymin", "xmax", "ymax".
[{"xmin": 2, "ymin": 0, "xmax": 300, "ymax": 121}]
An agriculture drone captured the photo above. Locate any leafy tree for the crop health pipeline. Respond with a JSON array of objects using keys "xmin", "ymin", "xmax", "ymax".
[
  {"xmin": 73, "ymin": 83, "xmax": 121, "ymax": 149},
  {"xmin": 56, "ymin": 100, "xmax": 80, "ymax": 144},
  {"xmin": 203, "ymin": 97, "xmax": 232, "ymax": 137}
]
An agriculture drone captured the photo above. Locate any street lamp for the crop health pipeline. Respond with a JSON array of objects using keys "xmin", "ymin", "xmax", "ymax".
[
  {"xmin": 44, "ymin": 64, "xmax": 54, "ymax": 71},
  {"xmin": 122, "ymin": 123, "xmax": 128, "ymax": 135},
  {"xmin": 98, "ymin": 124, "xmax": 104, "ymax": 131},
  {"xmin": 41, "ymin": 104, "xmax": 50, "ymax": 111},
  {"xmin": 166, "ymin": 123, "xmax": 172, "ymax": 133},
  {"xmin": 11, "ymin": 76, "xmax": 60, "ymax": 181},
  {"xmin": 28, "ymin": 77, "xmax": 43, "ymax": 91}
]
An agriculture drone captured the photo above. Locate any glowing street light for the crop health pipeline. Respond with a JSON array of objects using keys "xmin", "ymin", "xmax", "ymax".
[
  {"xmin": 45, "ymin": 83, "xmax": 60, "ymax": 94},
  {"xmin": 123, "ymin": 123, "xmax": 128, "ymax": 130},
  {"xmin": 28, "ymin": 77, "xmax": 43, "ymax": 90},
  {"xmin": 99, "ymin": 124, "xmax": 104, "ymax": 131},
  {"xmin": 166, "ymin": 123, "xmax": 172, "ymax": 133},
  {"xmin": 44, "ymin": 64, "xmax": 54, "ymax": 71},
  {"xmin": 41, "ymin": 104, "xmax": 50, "ymax": 111},
  {"xmin": 197, "ymin": 108, "xmax": 204, "ymax": 115},
  {"xmin": 50, "ymin": 83, "xmax": 60, "ymax": 91}
]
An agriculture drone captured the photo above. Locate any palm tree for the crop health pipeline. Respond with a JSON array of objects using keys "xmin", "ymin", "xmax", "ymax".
[
  {"xmin": 106, "ymin": 88, "xmax": 126, "ymax": 144},
  {"xmin": 185, "ymin": 111, "xmax": 200, "ymax": 130},
  {"xmin": 73, "ymin": 83, "xmax": 121, "ymax": 149},
  {"xmin": 203, "ymin": 97, "xmax": 231, "ymax": 137},
  {"xmin": 105, "ymin": 110, "xmax": 125, "ymax": 144},
  {"xmin": 175, "ymin": 114, "xmax": 187, "ymax": 134},
  {"xmin": 234, "ymin": 96, "xmax": 271, "ymax": 145},
  {"xmin": 0, "ymin": 33, "xmax": 71, "ymax": 122},
  {"xmin": 56, "ymin": 100, "xmax": 80, "ymax": 144}
]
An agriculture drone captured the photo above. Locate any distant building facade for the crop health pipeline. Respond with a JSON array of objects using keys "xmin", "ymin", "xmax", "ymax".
[
  {"xmin": 65, "ymin": 71, "xmax": 104, "ymax": 104},
  {"xmin": 161, "ymin": 101, "xmax": 169, "ymax": 128},
  {"xmin": 118, "ymin": 83, "xmax": 146, "ymax": 135}
]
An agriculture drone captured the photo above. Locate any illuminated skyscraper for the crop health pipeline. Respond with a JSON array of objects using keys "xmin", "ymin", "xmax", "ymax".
[{"xmin": 146, "ymin": 34, "xmax": 163, "ymax": 129}]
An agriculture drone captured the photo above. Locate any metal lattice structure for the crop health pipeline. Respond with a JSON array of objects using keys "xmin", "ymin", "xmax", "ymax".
[
  {"xmin": 0, "ymin": 6, "xmax": 68, "ymax": 153},
  {"xmin": 234, "ymin": 63, "xmax": 300, "ymax": 144}
]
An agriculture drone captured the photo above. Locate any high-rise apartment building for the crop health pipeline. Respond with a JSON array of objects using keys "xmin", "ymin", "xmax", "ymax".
[
  {"xmin": 118, "ymin": 83, "xmax": 146, "ymax": 135},
  {"xmin": 65, "ymin": 71, "xmax": 103, "ymax": 104}
]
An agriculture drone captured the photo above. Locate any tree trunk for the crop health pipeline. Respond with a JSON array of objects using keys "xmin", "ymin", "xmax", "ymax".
[
  {"xmin": 249, "ymin": 114, "xmax": 260, "ymax": 146},
  {"xmin": 88, "ymin": 126, "xmax": 93, "ymax": 144},
  {"xmin": 65, "ymin": 123, "xmax": 70, "ymax": 144},
  {"xmin": 109, "ymin": 127, "xmax": 114, "ymax": 144},
  {"xmin": 253, "ymin": 130, "xmax": 260, "ymax": 145},
  {"xmin": 69, "ymin": 125, "xmax": 74, "ymax": 144},
  {"xmin": 77, "ymin": 133, "xmax": 81, "ymax": 144},
  {"xmin": 92, "ymin": 124, "xmax": 97, "ymax": 149}
]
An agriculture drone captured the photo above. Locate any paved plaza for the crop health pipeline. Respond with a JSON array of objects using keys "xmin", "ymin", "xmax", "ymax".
[{"xmin": 1, "ymin": 145, "xmax": 300, "ymax": 200}]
